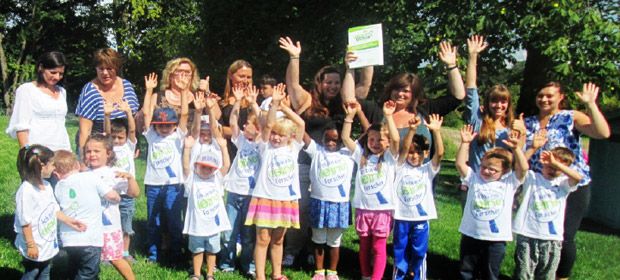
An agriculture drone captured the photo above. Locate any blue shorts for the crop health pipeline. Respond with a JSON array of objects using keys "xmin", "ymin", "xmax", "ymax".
[
  {"xmin": 188, "ymin": 234, "xmax": 221, "ymax": 254},
  {"xmin": 119, "ymin": 196, "xmax": 135, "ymax": 235}
]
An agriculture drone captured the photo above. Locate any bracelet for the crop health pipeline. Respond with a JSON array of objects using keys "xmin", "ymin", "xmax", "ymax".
[
  {"xmin": 344, "ymin": 119, "xmax": 354, "ymax": 123},
  {"xmin": 447, "ymin": 65, "xmax": 458, "ymax": 71},
  {"xmin": 290, "ymin": 56, "xmax": 300, "ymax": 60}
]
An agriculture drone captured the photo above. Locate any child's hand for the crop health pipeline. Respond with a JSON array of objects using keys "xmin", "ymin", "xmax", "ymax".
[
  {"xmin": 344, "ymin": 51, "xmax": 358, "ymax": 69},
  {"xmin": 425, "ymin": 114, "xmax": 443, "ymax": 131},
  {"xmin": 532, "ymin": 130, "xmax": 548, "ymax": 149},
  {"xmin": 408, "ymin": 116, "xmax": 421, "ymax": 130},
  {"xmin": 271, "ymin": 83, "xmax": 286, "ymax": 103},
  {"xmin": 460, "ymin": 124, "xmax": 477, "ymax": 143},
  {"xmin": 575, "ymin": 82, "xmax": 600, "ymax": 106},
  {"xmin": 343, "ymin": 102, "xmax": 357, "ymax": 118},
  {"xmin": 118, "ymin": 100, "xmax": 131, "ymax": 113},
  {"xmin": 215, "ymin": 135, "xmax": 227, "ymax": 149},
  {"xmin": 512, "ymin": 113, "xmax": 526, "ymax": 135},
  {"xmin": 278, "ymin": 36, "xmax": 302, "ymax": 58},
  {"xmin": 205, "ymin": 94, "xmax": 217, "ymax": 109},
  {"xmin": 144, "ymin": 73, "xmax": 158, "ymax": 91},
  {"xmin": 501, "ymin": 130, "xmax": 522, "ymax": 149},
  {"xmin": 245, "ymin": 85, "xmax": 259, "ymax": 105},
  {"xmin": 467, "ymin": 35, "xmax": 488, "ymax": 56},
  {"xmin": 27, "ymin": 245, "xmax": 38, "ymax": 259},
  {"xmin": 383, "ymin": 100, "xmax": 396, "ymax": 116},
  {"xmin": 194, "ymin": 91, "xmax": 206, "ymax": 111},
  {"xmin": 184, "ymin": 135, "xmax": 196, "ymax": 149},
  {"xmin": 114, "ymin": 171, "xmax": 134, "ymax": 181},
  {"xmin": 67, "ymin": 219, "xmax": 87, "ymax": 232},
  {"xmin": 232, "ymin": 85, "xmax": 245, "ymax": 102},
  {"xmin": 103, "ymin": 100, "xmax": 115, "ymax": 115},
  {"xmin": 539, "ymin": 150, "xmax": 556, "ymax": 166},
  {"xmin": 199, "ymin": 76, "xmax": 210, "ymax": 93},
  {"xmin": 439, "ymin": 41, "xmax": 457, "ymax": 67}
]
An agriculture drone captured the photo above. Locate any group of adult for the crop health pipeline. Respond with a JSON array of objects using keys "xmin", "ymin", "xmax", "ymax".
[{"xmin": 6, "ymin": 33, "xmax": 610, "ymax": 279}]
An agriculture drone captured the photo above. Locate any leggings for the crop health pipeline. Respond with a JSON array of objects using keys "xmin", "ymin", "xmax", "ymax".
[
  {"xmin": 359, "ymin": 235, "xmax": 388, "ymax": 280},
  {"xmin": 556, "ymin": 185, "xmax": 590, "ymax": 278}
]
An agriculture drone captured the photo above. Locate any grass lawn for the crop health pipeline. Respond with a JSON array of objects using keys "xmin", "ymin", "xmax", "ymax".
[{"xmin": 0, "ymin": 116, "xmax": 619, "ymax": 279}]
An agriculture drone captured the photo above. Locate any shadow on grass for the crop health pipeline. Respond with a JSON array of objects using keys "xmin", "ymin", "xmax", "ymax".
[
  {"xmin": 0, "ymin": 267, "xmax": 22, "ymax": 279},
  {"xmin": 580, "ymin": 218, "xmax": 620, "ymax": 237},
  {"xmin": 0, "ymin": 214, "xmax": 16, "ymax": 241}
]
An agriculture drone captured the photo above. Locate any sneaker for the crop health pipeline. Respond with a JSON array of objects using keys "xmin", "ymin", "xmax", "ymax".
[
  {"xmin": 245, "ymin": 271, "xmax": 256, "ymax": 279},
  {"xmin": 311, "ymin": 273, "xmax": 325, "ymax": 280},
  {"xmin": 220, "ymin": 267, "xmax": 235, "ymax": 273},
  {"xmin": 326, "ymin": 274, "xmax": 339, "ymax": 280},
  {"xmin": 282, "ymin": 254, "xmax": 295, "ymax": 267}
]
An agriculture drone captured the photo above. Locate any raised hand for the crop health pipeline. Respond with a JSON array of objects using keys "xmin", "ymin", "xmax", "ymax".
[
  {"xmin": 502, "ymin": 130, "xmax": 522, "ymax": 149},
  {"xmin": 531, "ymin": 130, "xmax": 548, "ymax": 149},
  {"xmin": 114, "ymin": 171, "xmax": 135, "ymax": 181},
  {"xmin": 194, "ymin": 91, "xmax": 206, "ymax": 111},
  {"xmin": 467, "ymin": 35, "xmax": 488, "ymax": 55},
  {"xmin": 344, "ymin": 51, "xmax": 358, "ymax": 69},
  {"xmin": 512, "ymin": 113, "xmax": 526, "ymax": 135},
  {"xmin": 205, "ymin": 94, "xmax": 217, "ymax": 109},
  {"xmin": 245, "ymin": 85, "xmax": 259, "ymax": 104},
  {"xmin": 408, "ymin": 116, "xmax": 422, "ymax": 130},
  {"xmin": 272, "ymin": 83, "xmax": 286, "ymax": 102},
  {"xmin": 383, "ymin": 100, "xmax": 396, "ymax": 116},
  {"xmin": 103, "ymin": 100, "xmax": 115, "ymax": 115},
  {"xmin": 539, "ymin": 150, "xmax": 556, "ymax": 165},
  {"xmin": 575, "ymin": 82, "xmax": 600, "ymax": 105},
  {"xmin": 425, "ymin": 114, "xmax": 443, "ymax": 131},
  {"xmin": 278, "ymin": 36, "xmax": 302, "ymax": 58},
  {"xmin": 460, "ymin": 124, "xmax": 477, "ymax": 143},
  {"xmin": 118, "ymin": 99, "xmax": 131, "ymax": 113},
  {"xmin": 199, "ymin": 76, "xmax": 210, "ymax": 93},
  {"xmin": 232, "ymin": 85, "xmax": 245, "ymax": 102},
  {"xmin": 144, "ymin": 72, "xmax": 158, "ymax": 91},
  {"xmin": 215, "ymin": 134, "xmax": 227, "ymax": 148},
  {"xmin": 184, "ymin": 135, "xmax": 196, "ymax": 149},
  {"xmin": 343, "ymin": 101, "xmax": 358, "ymax": 118},
  {"xmin": 439, "ymin": 41, "xmax": 457, "ymax": 66}
]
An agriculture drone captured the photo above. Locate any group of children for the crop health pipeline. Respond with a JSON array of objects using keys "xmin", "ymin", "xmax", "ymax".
[{"xmin": 14, "ymin": 68, "xmax": 584, "ymax": 280}]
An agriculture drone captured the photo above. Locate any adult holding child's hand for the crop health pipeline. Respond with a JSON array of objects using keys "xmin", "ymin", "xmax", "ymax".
[{"xmin": 523, "ymin": 81, "xmax": 610, "ymax": 279}]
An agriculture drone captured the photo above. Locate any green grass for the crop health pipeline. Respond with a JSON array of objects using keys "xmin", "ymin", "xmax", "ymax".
[{"xmin": 0, "ymin": 116, "xmax": 619, "ymax": 279}]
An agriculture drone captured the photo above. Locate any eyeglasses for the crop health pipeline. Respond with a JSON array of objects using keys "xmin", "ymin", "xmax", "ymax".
[{"xmin": 174, "ymin": 69, "xmax": 192, "ymax": 76}]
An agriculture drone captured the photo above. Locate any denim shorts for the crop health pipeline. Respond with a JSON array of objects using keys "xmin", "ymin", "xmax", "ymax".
[
  {"xmin": 119, "ymin": 195, "xmax": 135, "ymax": 235},
  {"xmin": 188, "ymin": 234, "xmax": 221, "ymax": 254}
]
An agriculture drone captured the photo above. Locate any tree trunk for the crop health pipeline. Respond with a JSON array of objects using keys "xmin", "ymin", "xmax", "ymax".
[
  {"xmin": 516, "ymin": 43, "xmax": 555, "ymax": 117},
  {"xmin": 0, "ymin": 33, "xmax": 9, "ymax": 114}
]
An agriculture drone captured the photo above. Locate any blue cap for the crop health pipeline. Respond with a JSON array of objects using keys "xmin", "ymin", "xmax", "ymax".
[{"xmin": 152, "ymin": 107, "xmax": 179, "ymax": 124}]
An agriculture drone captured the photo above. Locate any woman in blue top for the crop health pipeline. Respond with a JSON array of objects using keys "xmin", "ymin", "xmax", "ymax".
[
  {"xmin": 75, "ymin": 48, "xmax": 139, "ymax": 154},
  {"xmin": 522, "ymin": 81, "xmax": 609, "ymax": 280}
]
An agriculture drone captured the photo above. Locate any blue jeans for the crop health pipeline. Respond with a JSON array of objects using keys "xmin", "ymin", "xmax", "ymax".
[
  {"xmin": 219, "ymin": 192, "xmax": 255, "ymax": 273},
  {"xmin": 393, "ymin": 220, "xmax": 429, "ymax": 280},
  {"xmin": 64, "ymin": 246, "xmax": 101, "ymax": 280},
  {"xmin": 146, "ymin": 184, "xmax": 186, "ymax": 262},
  {"xmin": 21, "ymin": 258, "xmax": 50, "ymax": 280}
]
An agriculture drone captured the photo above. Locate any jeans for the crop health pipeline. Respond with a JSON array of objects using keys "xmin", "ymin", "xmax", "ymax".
[
  {"xmin": 146, "ymin": 184, "xmax": 186, "ymax": 262},
  {"xmin": 219, "ymin": 192, "xmax": 255, "ymax": 273},
  {"xmin": 283, "ymin": 163, "xmax": 311, "ymax": 259},
  {"xmin": 65, "ymin": 246, "xmax": 101, "ymax": 280},
  {"xmin": 459, "ymin": 235, "xmax": 506, "ymax": 280},
  {"xmin": 21, "ymin": 258, "xmax": 50, "ymax": 280}
]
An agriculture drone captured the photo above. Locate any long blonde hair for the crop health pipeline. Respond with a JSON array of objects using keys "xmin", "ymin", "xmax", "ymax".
[
  {"xmin": 160, "ymin": 57, "xmax": 200, "ymax": 92},
  {"xmin": 478, "ymin": 84, "xmax": 513, "ymax": 145}
]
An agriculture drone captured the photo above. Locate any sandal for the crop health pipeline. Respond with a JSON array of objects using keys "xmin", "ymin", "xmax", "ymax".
[
  {"xmin": 272, "ymin": 275, "xmax": 289, "ymax": 280},
  {"xmin": 205, "ymin": 276, "xmax": 215, "ymax": 280},
  {"xmin": 189, "ymin": 275, "xmax": 201, "ymax": 280}
]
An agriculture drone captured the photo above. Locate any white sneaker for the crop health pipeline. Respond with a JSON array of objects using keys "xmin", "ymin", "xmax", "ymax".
[{"xmin": 282, "ymin": 254, "xmax": 295, "ymax": 267}]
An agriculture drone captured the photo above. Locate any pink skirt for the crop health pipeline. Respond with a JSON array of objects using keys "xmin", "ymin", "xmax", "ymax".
[{"xmin": 244, "ymin": 197, "xmax": 300, "ymax": 229}]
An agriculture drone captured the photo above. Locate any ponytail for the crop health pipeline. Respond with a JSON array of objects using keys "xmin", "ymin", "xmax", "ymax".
[{"xmin": 17, "ymin": 145, "xmax": 54, "ymax": 186}]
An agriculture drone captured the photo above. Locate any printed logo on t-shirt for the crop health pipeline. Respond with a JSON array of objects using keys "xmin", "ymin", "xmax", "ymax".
[
  {"xmin": 235, "ymin": 148, "xmax": 260, "ymax": 178},
  {"xmin": 267, "ymin": 154, "xmax": 295, "ymax": 187},
  {"xmin": 113, "ymin": 148, "xmax": 132, "ymax": 173},
  {"xmin": 397, "ymin": 174, "xmax": 426, "ymax": 206},
  {"xmin": 316, "ymin": 153, "xmax": 348, "ymax": 187},
  {"xmin": 196, "ymin": 187, "xmax": 220, "ymax": 218},
  {"xmin": 38, "ymin": 203, "xmax": 58, "ymax": 242},
  {"xmin": 471, "ymin": 187, "xmax": 504, "ymax": 221},
  {"xmin": 528, "ymin": 186, "xmax": 563, "ymax": 222},
  {"xmin": 150, "ymin": 142, "xmax": 175, "ymax": 168},
  {"xmin": 359, "ymin": 158, "xmax": 386, "ymax": 194}
]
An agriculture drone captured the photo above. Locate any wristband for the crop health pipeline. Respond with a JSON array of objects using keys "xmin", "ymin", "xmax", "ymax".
[
  {"xmin": 447, "ymin": 65, "xmax": 458, "ymax": 71},
  {"xmin": 344, "ymin": 119, "xmax": 354, "ymax": 123},
  {"xmin": 290, "ymin": 56, "xmax": 300, "ymax": 60}
]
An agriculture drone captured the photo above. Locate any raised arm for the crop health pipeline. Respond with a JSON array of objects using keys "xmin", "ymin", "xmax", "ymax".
[
  {"xmin": 525, "ymin": 130, "xmax": 547, "ymax": 160},
  {"xmin": 355, "ymin": 101, "xmax": 371, "ymax": 132},
  {"xmin": 279, "ymin": 36, "xmax": 311, "ymax": 113},
  {"xmin": 142, "ymin": 73, "xmax": 158, "ymax": 129},
  {"xmin": 216, "ymin": 128, "xmax": 231, "ymax": 175},
  {"xmin": 439, "ymin": 41, "xmax": 465, "ymax": 100},
  {"xmin": 356, "ymin": 66, "xmax": 374, "ymax": 100},
  {"xmin": 540, "ymin": 151, "xmax": 583, "ymax": 186},
  {"xmin": 398, "ymin": 117, "xmax": 421, "ymax": 165},
  {"xmin": 119, "ymin": 100, "xmax": 137, "ymax": 143},
  {"xmin": 262, "ymin": 84, "xmax": 286, "ymax": 142},
  {"xmin": 206, "ymin": 94, "xmax": 223, "ymax": 141},
  {"xmin": 191, "ymin": 92, "xmax": 206, "ymax": 138},
  {"xmin": 178, "ymin": 86, "xmax": 189, "ymax": 134},
  {"xmin": 198, "ymin": 76, "xmax": 221, "ymax": 121},
  {"xmin": 503, "ymin": 130, "xmax": 528, "ymax": 181},
  {"xmin": 341, "ymin": 103, "xmax": 358, "ymax": 152},
  {"xmin": 383, "ymin": 101, "xmax": 400, "ymax": 156},
  {"xmin": 573, "ymin": 82, "xmax": 611, "ymax": 139},
  {"xmin": 456, "ymin": 125, "xmax": 476, "ymax": 177},
  {"xmin": 427, "ymin": 114, "xmax": 445, "ymax": 168},
  {"xmin": 229, "ymin": 86, "xmax": 244, "ymax": 139},
  {"xmin": 103, "ymin": 100, "xmax": 114, "ymax": 135},
  {"xmin": 465, "ymin": 35, "xmax": 488, "ymax": 89},
  {"xmin": 182, "ymin": 135, "xmax": 195, "ymax": 178}
]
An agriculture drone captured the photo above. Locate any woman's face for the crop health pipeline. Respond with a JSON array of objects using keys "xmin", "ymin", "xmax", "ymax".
[
  {"xmin": 231, "ymin": 67, "xmax": 253, "ymax": 88},
  {"xmin": 390, "ymin": 86, "xmax": 413, "ymax": 109},
  {"xmin": 536, "ymin": 86, "xmax": 564, "ymax": 114},
  {"xmin": 96, "ymin": 64, "xmax": 117, "ymax": 87},
  {"xmin": 171, "ymin": 62, "xmax": 193, "ymax": 91},
  {"xmin": 320, "ymin": 73, "xmax": 341, "ymax": 100},
  {"xmin": 40, "ymin": 66, "xmax": 65, "ymax": 87},
  {"xmin": 488, "ymin": 99, "xmax": 509, "ymax": 119}
]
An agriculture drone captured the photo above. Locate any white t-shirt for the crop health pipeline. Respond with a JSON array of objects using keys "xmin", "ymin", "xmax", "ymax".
[
  {"xmin": 459, "ymin": 167, "xmax": 522, "ymax": 241},
  {"xmin": 513, "ymin": 171, "xmax": 576, "ymax": 241},
  {"xmin": 143, "ymin": 128, "xmax": 185, "ymax": 185},
  {"xmin": 183, "ymin": 172, "xmax": 231, "ymax": 236},
  {"xmin": 55, "ymin": 171, "xmax": 112, "ymax": 247},
  {"xmin": 113, "ymin": 140, "xmax": 137, "ymax": 177},
  {"xmin": 91, "ymin": 166, "xmax": 127, "ymax": 233},
  {"xmin": 393, "ymin": 161, "xmax": 440, "ymax": 221},
  {"xmin": 225, "ymin": 134, "xmax": 261, "ymax": 195},
  {"xmin": 14, "ymin": 181, "xmax": 60, "ymax": 261},
  {"xmin": 251, "ymin": 141, "xmax": 304, "ymax": 201},
  {"xmin": 305, "ymin": 140, "xmax": 354, "ymax": 202},
  {"xmin": 351, "ymin": 142, "xmax": 397, "ymax": 210},
  {"xmin": 6, "ymin": 82, "xmax": 70, "ymax": 151}
]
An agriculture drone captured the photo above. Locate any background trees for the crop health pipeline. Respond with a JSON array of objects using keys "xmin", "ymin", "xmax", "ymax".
[{"xmin": 1, "ymin": 0, "xmax": 618, "ymax": 116}]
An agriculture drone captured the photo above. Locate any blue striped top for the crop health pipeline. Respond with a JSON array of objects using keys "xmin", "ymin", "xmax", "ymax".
[{"xmin": 75, "ymin": 79, "xmax": 139, "ymax": 132}]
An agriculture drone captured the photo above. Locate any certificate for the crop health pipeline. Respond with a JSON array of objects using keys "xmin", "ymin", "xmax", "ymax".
[{"xmin": 347, "ymin": 24, "xmax": 384, "ymax": 69}]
